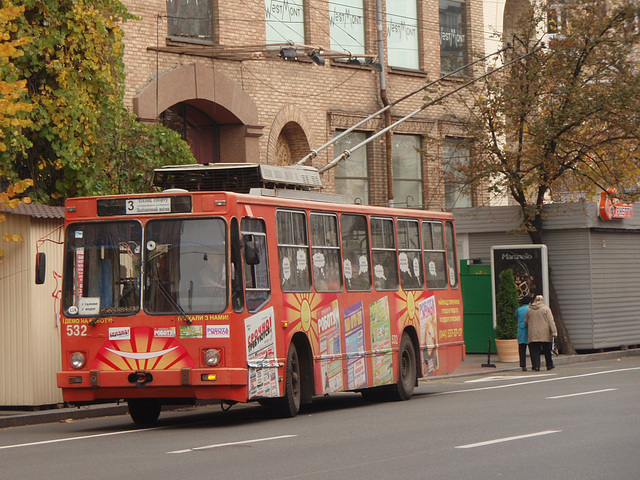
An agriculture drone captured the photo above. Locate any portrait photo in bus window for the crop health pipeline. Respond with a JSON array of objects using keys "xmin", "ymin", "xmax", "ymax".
[
  {"xmin": 62, "ymin": 221, "xmax": 142, "ymax": 316},
  {"xmin": 397, "ymin": 218, "xmax": 424, "ymax": 290},
  {"xmin": 242, "ymin": 217, "xmax": 271, "ymax": 312},
  {"xmin": 340, "ymin": 214, "xmax": 372, "ymax": 291},
  {"xmin": 445, "ymin": 221, "xmax": 459, "ymax": 288},
  {"xmin": 422, "ymin": 221, "xmax": 447, "ymax": 289},
  {"xmin": 144, "ymin": 218, "xmax": 228, "ymax": 314},
  {"xmin": 276, "ymin": 210, "xmax": 311, "ymax": 292},
  {"xmin": 371, "ymin": 217, "xmax": 399, "ymax": 291},
  {"xmin": 310, "ymin": 212, "xmax": 342, "ymax": 292}
]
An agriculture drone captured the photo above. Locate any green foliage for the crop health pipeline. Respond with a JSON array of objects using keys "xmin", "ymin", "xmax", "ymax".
[
  {"xmin": 0, "ymin": 0, "xmax": 194, "ymax": 204},
  {"xmin": 90, "ymin": 110, "xmax": 195, "ymax": 195},
  {"xmin": 495, "ymin": 269, "xmax": 519, "ymax": 339}
]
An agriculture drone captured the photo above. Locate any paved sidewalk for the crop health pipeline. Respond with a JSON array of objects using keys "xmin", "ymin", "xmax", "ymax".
[{"xmin": 2, "ymin": 348, "xmax": 638, "ymax": 429}]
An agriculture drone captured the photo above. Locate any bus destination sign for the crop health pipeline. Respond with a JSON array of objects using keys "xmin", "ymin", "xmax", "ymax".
[{"xmin": 126, "ymin": 197, "xmax": 171, "ymax": 215}]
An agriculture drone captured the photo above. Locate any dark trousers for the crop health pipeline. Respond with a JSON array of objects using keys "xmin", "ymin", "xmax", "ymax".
[
  {"xmin": 518, "ymin": 343, "xmax": 528, "ymax": 369},
  {"xmin": 529, "ymin": 342, "xmax": 554, "ymax": 370}
]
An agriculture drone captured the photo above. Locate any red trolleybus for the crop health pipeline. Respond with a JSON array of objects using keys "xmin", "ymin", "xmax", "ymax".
[{"xmin": 53, "ymin": 164, "xmax": 464, "ymax": 424}]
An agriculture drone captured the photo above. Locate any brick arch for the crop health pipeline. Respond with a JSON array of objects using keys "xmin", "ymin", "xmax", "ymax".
[
  {"xmin": 133, "ymin": 63, "xmax": 259, "ymax": 126},
  {"xmin": 267, "ymin": 104, "xmax": 315, "ymax": 166},
  {"xmin": 132, "ymin": 63, "xmax": 262, "ymax": 163}
]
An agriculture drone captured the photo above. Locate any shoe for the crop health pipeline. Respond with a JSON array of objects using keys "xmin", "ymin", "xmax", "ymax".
[
  {"xmin": 522, "ymin": 367, "xmax": 527, "ymax": 372},
  {"xmin": 547, "ymin": 365, "xmax": 555, "ymax": 370},
  {"xmin": 533, "ymin": 368, "xmax": 540, "ymax": 371}
]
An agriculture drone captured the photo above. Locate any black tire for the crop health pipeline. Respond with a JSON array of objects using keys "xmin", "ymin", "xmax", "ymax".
[
  {"xmin": 393, "ymin": 333, "xmax": 417, "ymax": 401},
  {"xmin": 127, "ymin": 398, "xmax": 162, "ymax": 425},
  {"xmin": 274, "ymin": 343, "xmax": 301, "ymax": 418}
]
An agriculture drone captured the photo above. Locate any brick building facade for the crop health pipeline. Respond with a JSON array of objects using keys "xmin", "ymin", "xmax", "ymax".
[{"xmin": 120, "ymin": 0, "xmax": 488, "ymax": 209}]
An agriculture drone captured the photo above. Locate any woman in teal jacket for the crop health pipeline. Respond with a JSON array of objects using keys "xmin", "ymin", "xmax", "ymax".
[{"xmin": 515, "ymin": 294, "xmax": 532, "ymax": 371}]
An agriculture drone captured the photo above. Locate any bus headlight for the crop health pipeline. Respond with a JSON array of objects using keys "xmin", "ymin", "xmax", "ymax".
[
  {"xmin": 70, "ymin": 352, "xmax": 86, "ymax": 369},
  {"xmin": 204, "ymin": 349, "xmax": 220, "ymax": 367}
]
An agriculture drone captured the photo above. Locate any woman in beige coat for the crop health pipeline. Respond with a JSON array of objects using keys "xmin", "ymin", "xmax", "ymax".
[{"xmin": 524, "ymin": 295, "xmax": 557, "ymax": 371}]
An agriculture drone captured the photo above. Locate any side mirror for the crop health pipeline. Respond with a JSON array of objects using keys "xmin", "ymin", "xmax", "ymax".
[
  {"xmin": 244, "ymin": 240, "xmax": 260, "ymax": 265},
  {"xmin": 35, "ymin": 252, "xmax": 46, "ymax": 285}
]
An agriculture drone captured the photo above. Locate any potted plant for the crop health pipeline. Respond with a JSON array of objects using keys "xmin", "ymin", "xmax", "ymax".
[{"xmin": 495, "ymin": 268, "xmax": 520, "ymax": 362}]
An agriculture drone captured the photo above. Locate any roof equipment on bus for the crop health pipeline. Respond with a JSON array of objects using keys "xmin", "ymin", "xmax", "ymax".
[{"xmin": 152, "ymin": 163, "xmax": 323, "ymax": 193}]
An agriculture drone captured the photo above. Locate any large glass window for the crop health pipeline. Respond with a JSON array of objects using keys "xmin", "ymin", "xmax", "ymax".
[
  {"xmin": 242, "ymin": 218, "xmax": 271, "ymax": 312},
  {"xmin": 276, "ymin": 210, "xmax": 311, "ymax": 292},
  {"xmin": 334, "ymin": 131, "xmax": 369, "ymax": 205},
  {"xmin": 265, "ymin": 0, "xmax": 305, "ymax": 44},
  {"xmin": 63, "ymin": 221, "xmax": 142, "ymax": 317},
  {"xmin": 392, "ymin": 134, "xmax": 423, "ymax": 208},
  {"xmin": 329, "ymin": 0, "xmax": 365, "ymax": 55},
  {"xmin": 397, "ymin": 219, "xmax": 424, "ymax": 290},
  {"xmin": 341, "ymin": 214, "xmax": 372, "ymax": 291},
  {"xmin": 166, "ymin": 0, "xmax": 213, "ymax": 43},
  {"xmin": 444, "ymin": 137, "xmax": 472, "ymax": 209},
  {"xmin": 310, "ymin": 213, "xmax": 342, "ymax": 292},
  {"xmin": 422, "ymin": 221, "xmax": 447, "ymax": 289},
  {"xmin": 386, "ymin": 0, "xmax": 419, "ymax": 69},
  {"xmin": 371, "ymin": 217, "xmax": 399, "ymax": 291},
  {"xmin": 144, "ymin": 218, "xmax": 227, "ymax": 314},
  {"xmin": 439, "ymin": 0, "xmax": 467, "ymax": 73}
]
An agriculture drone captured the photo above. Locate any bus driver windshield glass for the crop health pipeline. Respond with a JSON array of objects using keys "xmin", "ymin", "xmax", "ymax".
[{"xmin": 144, "ymin": 218, "xmax": 228, "ymax": 314}]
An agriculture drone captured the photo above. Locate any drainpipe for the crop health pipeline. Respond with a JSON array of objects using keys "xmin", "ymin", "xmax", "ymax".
[{"xmin": 376, "ymin": 0, "xmax": 393, "ymax": 207}]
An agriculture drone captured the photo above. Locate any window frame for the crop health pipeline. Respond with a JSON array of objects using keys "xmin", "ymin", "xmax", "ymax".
[
  {"xmin": 276, "ymin": 209, "xmax": 312, "ymax": 293},
  {"xmin": 422, "ymin": 220, "xmax": 448, "ymax": 290},
  {"xmin": 397, "ymin": 218, "xmax": 424, "ymax": 290},
  {"xmin": 370, "ymin": 216, "xmax": 399, "ymax": 291},
  {"xmin": 166, "ymin": 0, "xmax": 215, "ymax": 45}
]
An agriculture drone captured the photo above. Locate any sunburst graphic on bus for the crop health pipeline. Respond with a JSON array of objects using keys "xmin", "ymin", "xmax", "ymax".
[
  {"xmin": 283, "ymin": 293, "xmax": 324, "ymax": 344},
  {"xmin": 394, "ymin": 290, "xmax": 425, "ymax": 329},
  {"xmin": 90, "ymin": 326, "xmax": 195, "ymax": 371}
]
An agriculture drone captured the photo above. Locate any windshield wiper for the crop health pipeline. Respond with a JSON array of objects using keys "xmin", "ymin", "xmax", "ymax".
[
  {"xmin": 152, "ymin": 278, "xmax": 192, "ymax": 324},
  {"xmin": 88, "ymin": 285, "xmax": 138, "ymax": 327}
]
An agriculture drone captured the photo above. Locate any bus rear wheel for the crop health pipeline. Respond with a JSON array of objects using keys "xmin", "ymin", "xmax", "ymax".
[
  {"xmin": 393, "ymin": 333, "xmax": 417, "ymax": 401},
  {"xmin": 127, "ymin": 398, "xmax": 162, "ymax": 425},
  {"xmin": 275, "ymin": 343, "xmax": 301, "ymax": 418}
]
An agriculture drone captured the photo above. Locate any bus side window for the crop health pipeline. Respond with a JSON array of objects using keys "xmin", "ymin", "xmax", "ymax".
[
  {"xmin": 341, "ymin": 214, "xmax": 372, "ymax": 291},
  {"xmin": 445, "ymin": 221, "xmax": 459, "ymax": 288},
  {"xmin": 423, "ymin": 221, "xmax": 447, "ymax": 289},
  {"xmin": 371, "ymin": 217, "xmax": 399, "ymax": 291},
  {"xmin": 241, "ymin": 218, "xmax": 271, "ymax": 312},
  {"xmin": 310, "ymin": 212, "xmax": 342, "ymax": 292},
  {"xmin": 397, "ymin": 218, "xmax": 424, "ymax": 290},
  {"xmin": 276, "ymin": 210, "xmax": 311, "ymax": 292}
]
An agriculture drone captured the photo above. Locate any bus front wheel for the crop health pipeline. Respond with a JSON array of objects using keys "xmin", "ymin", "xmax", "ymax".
[
  {"xmin": 127, "ymin": 398, "xmax": 161, "ymax": 425},
  {"xmin": 393, "ymin": 333, "xmax": 417, "ymax": 401}
]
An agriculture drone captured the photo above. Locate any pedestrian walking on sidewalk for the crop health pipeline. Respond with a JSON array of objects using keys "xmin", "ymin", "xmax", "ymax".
[
  {"xmin": 515, "ymin": 294, "xmax": 532, "ymax": 371},
  {"xmin": 525, "ymin": 294, "xmax": 557, "ymax": 371}
]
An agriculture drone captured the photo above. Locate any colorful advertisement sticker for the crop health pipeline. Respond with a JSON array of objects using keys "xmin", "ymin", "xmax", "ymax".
[
  {"xmin": 370, "ymin": 296, "xmax": 393, "ymax": 386},
  {"xmin": 316, "ymin": 299, "xmax": 343, "ymax": 393},
  {"xmin": 344, "ymin": 301, "xmax": 367, "ymax": 390},
  {"xmin": 419, "ymin": 295, "xmax": 438, "ymax": 374},
  {"xmin": 245, "ymin": 307, "xmax": 279, "ymax": 399},
  {"xmin": 206, "ymin": 324, "xmax": 230, "ymax": 338},
  {"xmin": 180, "ymin": 324, "xmax": 203, "ymax": 339}
]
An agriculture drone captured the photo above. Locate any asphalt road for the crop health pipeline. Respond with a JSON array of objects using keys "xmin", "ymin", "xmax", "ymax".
[{"xmin": 1, "ymin": 357, "xmax": 638, "ymax": 480}]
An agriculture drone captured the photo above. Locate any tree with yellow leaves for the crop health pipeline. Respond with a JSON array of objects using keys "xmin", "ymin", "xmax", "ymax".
[{"xmin": 0, "ymin": 4, "xmax": 34, "ymax": 263}]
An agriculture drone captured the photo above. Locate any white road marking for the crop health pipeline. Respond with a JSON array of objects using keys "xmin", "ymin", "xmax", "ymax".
[
  {"xmin": 0, "ymin": 426, "xmax": 165, "ymax": 451},
  {"xmin": 546, "ymin": 388, "xmax": 618, "ymax": 399},
  {"xmin": 167, "ymin": 434, "xmax": 298, "ymax": 454},
  {"xmin": 465, "ymin": 374, "xmax": 554, "ymax": 383},
  {"xmin": 456, "ymin": 430, "xmax": 561, "ymax": 449},
  {"xmin": 437, "ymin": 366, "xmax": 640, "ymax": 395}
]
